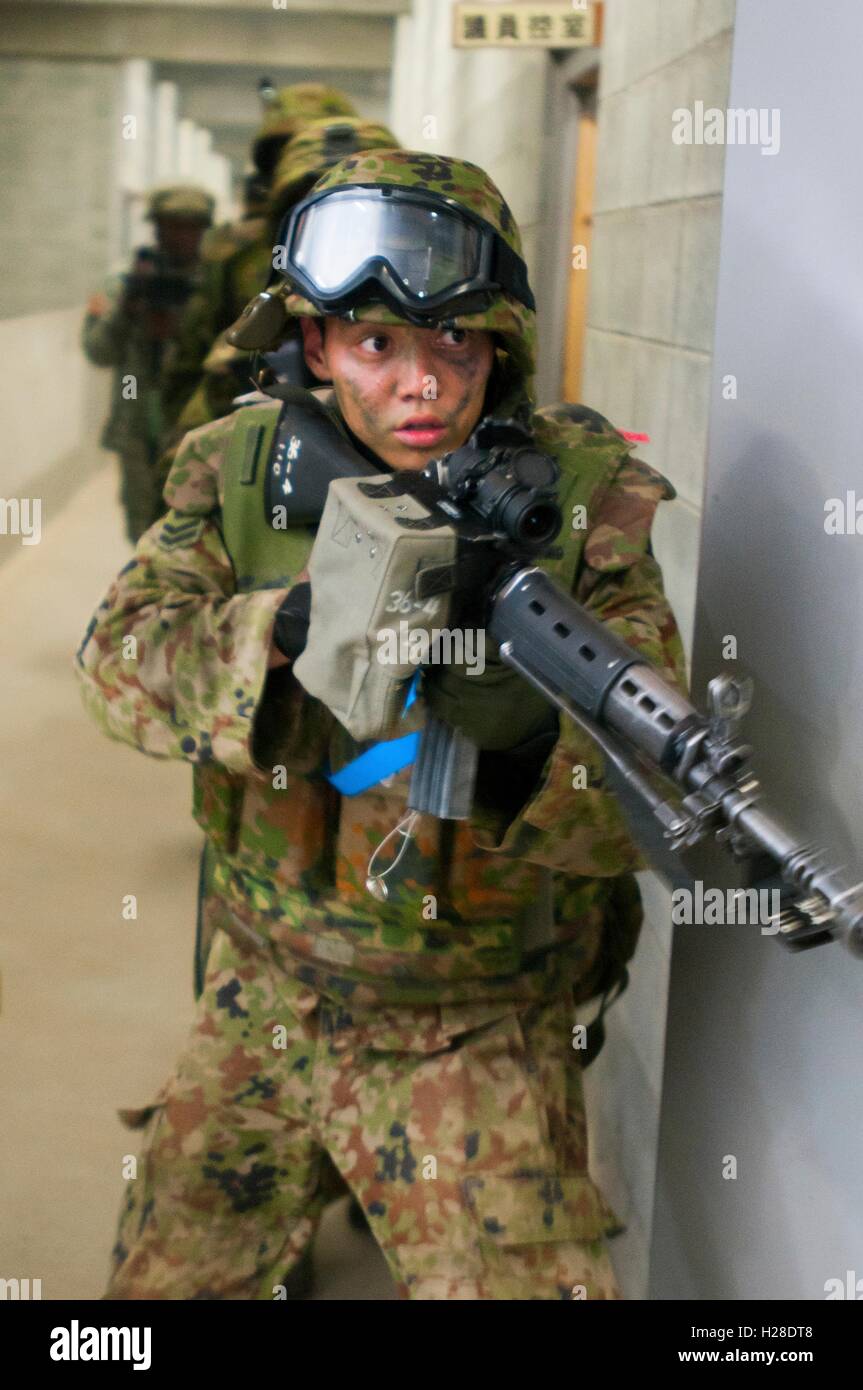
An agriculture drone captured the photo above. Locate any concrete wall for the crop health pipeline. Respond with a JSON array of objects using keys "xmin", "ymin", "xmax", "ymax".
[
  {"xmin": 577, "ymin": 0, "xmax": 737, "ymax": 1299},
  {"xmin": 651, "ymin": 0, "xmax": 863, "ymax": 1300},
  {"xmin": 0, "ymin": 59, "xmax": 121, "ymax": 319}
]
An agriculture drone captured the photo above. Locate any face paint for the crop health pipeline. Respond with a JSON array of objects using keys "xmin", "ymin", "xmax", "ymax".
[{"xmin": 315, "ymin": 319, "xmax": 495, "ymax": 471}]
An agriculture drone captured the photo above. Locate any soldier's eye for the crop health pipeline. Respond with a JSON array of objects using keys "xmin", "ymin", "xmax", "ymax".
[
  {"xmin": 362, "ymin": 333, "xmax": 389, "ymax": 353},
  {"xmin": 441, "ymin": 327, "xmax": 468, "ymax": 347}
]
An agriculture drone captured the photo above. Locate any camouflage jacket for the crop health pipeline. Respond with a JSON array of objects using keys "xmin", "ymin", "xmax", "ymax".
[
  {"xmin": 81, "ymin": 249, "xmax": 203, "ymax": 454},
  {"xmin": 75, "ymin": 396, "xmax": 688, "ymax": 1008}
]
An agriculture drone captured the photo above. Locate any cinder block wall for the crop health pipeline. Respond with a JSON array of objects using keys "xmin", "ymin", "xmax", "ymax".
[
  {"xmin": 579, "ymin": 0, "xmax": 737, "ymax": 1298},
  {"xmin": 584, "ymin": 0, "xmax": 736, "ymax": 651}
]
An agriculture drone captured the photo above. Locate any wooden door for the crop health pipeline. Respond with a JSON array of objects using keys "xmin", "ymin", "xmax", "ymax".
[{"xmin": 562, "ymin": 91, "xmax": 597, "ymax": 403}]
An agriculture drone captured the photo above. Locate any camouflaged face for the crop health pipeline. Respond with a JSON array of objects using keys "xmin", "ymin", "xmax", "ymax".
[
  {"xmin": 278, "ymin": 149, "xmax": 538, "ymax": 409},
  {"xmin": 269, "ymin": 118, "xmax": 400, "ymax": 225}
]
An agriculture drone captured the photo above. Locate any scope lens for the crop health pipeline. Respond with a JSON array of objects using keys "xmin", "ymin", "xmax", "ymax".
[{"xmin": 499, "ymin": 495, "xmax": 561, "ymax": 546}]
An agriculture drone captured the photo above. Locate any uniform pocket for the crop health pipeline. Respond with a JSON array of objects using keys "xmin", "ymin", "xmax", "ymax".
[
  {"xmin": 462, "ymin": 1171, "xmax": 625, "ymax": 1299},
  {"xmin": 389, "ymin": 1172, "xmax": 625, "ymax": 1300},
  {"xmin": 463, "ymin": 1172, "xmax": 624, "ymax": 1244}
]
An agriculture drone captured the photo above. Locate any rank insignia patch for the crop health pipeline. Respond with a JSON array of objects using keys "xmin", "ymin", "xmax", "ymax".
[{"xmin": 157, "ymin": 516, "xmax": 205, "ymax": 551}]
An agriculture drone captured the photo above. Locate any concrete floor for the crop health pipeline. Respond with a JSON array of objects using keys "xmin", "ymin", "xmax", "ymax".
[{"xmin": 0, "ymin": 462, "xmax": 397, "ymax": 1301}]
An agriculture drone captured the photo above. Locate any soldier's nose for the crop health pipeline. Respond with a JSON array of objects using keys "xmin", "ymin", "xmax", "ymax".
[{"xmin": 397, "ymin": 348, "xmax": 440, "ymax": 399}]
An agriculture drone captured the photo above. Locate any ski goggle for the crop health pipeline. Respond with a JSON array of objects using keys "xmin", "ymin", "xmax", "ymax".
[{"xmin": 274, "ymin": 183, "xmax": 535, "ymax": 323}]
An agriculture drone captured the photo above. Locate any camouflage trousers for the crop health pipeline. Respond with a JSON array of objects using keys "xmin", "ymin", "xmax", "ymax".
[
  {"xmin": 106, "ymin": 923, "xmax": 624, "ymax": 1300},
  {"xmin": 115, "ymin": 441, "xmax": 161, "ymax": 544}
]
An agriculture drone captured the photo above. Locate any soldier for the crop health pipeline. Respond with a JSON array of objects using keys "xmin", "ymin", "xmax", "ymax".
[
  {"xmin": 159, "ymin": 84, "xmax": 360, "ymax": 435},
  {"xmin": 75, "ymin": 150, "xmax": 688, "ymax": 1300},
  {"xmin": 82, "ymin": 184, "xmax": 215, "ymax": 543}
]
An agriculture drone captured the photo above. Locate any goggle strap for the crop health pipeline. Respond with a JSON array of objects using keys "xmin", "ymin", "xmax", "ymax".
[{"xmin": 491, "ymin": 236, "xmax": 536, "ymax": 312}]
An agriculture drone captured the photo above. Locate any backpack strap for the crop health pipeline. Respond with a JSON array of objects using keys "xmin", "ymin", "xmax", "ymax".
[{"xmin": 582, "ymin": 969, "xmax": 631, "ymax": 1068}]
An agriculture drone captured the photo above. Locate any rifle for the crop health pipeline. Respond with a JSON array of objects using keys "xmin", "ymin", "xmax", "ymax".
[
  {"xmin": 123, "ymin": 249, "xmax": 196, "ymax": 313},
  {"xmin": 265, "ymin": 388, "xmax": 863, "ymax": 959}
]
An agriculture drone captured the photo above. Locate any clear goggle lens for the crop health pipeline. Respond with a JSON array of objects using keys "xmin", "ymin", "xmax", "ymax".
[{"xmin": 290, "ymin": 189, "xmax": 482, "ymax": 302}]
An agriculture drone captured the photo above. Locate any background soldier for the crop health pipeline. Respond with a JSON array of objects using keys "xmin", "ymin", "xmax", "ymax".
[
  {"xmin": 82, "ymin": 184, "xmax": 215, "ymax": 543},
  {"xmin": 75, "ymin": 150, "xmax": 688, "ymax": 1300},
  {"xmin": 159, "ymin": 83, "xmax": 360, "ymax": 435},
  {"xmin": 158, "ymin": 116, "xmax": 400, "ymax": 461}
]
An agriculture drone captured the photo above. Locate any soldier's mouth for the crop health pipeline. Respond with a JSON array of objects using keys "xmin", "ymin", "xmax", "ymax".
[{"xmin": 394, "ymin": 418, "xmax": 448, "ymax": 447}]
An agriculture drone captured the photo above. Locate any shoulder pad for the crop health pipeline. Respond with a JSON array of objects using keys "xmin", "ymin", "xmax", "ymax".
[
  {"xmin": 163, "ymin": 413, "xmax": 238, "ymax": 515},
  {"xmin": 535, "ymin": 402, "xmax": 675, "ymax": 498},
  {"xmin": 616, "ymin": 453, "xmax": 676, "ymax": 502},
  {"xmin": 537, "ymin": 400, "xmax": 630, "ymax": 442},
  {"xmin": 583, "ymin": 454, "xmax": 676, "ymax": 572}
]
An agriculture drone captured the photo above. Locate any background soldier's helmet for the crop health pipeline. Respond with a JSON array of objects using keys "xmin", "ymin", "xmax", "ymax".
[
  {"xmin": 280, "ymin": 150, "xmax": 537, "ymax": 414},
  {"xmin": 252, "ymin": 83, "xmax": 358, "ymax": 177},
  {"xmin": 145, "ymin": 185, "xmax": 216, "ymax": 224},
  {"xmin": 268, "ymin": 117, "xmax": 400, "ymax": 230}
]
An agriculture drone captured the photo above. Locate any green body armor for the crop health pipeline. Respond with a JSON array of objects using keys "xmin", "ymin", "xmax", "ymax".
[
  {"xmin": 219, "ymin": 394, "xmax": 632, "ymax": 596},
  {"xmin": 192, "ymin": 392, "xmax": 644, "ymax": 1039}
]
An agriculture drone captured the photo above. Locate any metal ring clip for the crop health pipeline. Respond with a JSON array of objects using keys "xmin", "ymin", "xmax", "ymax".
[{"xmin": 365, "ymin": 810, "xmax": 420, "ymax": 901}]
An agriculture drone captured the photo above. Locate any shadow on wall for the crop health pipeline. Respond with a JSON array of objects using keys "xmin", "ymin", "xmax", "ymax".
[{"xmin": 691, "ymin": 425, "xmax": 862, "ymax": 871}]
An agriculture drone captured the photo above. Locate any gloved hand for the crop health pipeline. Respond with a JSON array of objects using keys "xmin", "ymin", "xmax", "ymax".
[
  {"xmin": 272, "ymin": 580, "xmax": 312, "ymax": 661},
  {"xmin": 421, "ymin": 634, "xmax": 559, "ymax": 752}
]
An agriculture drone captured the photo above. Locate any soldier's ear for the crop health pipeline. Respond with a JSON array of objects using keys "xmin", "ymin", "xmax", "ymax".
[{"xmin": 298, "ymin": 316, "xmax": 331, "ymax": 382}]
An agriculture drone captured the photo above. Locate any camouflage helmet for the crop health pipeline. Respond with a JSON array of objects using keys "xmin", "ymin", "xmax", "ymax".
[
  {"xmin": 253, "ymin": 83, "xmax": 358, "ymax": 176},
  {"xmin": 279, "ymin": 149, "xmax": 537, "ymax": 412},
  {"xmin": 269, "ymin": 116, "xmax": 400, "ymax": 229},
  {"xmin": 146, "ymin": 184, "xmax": 215, "ymax": 224}
]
